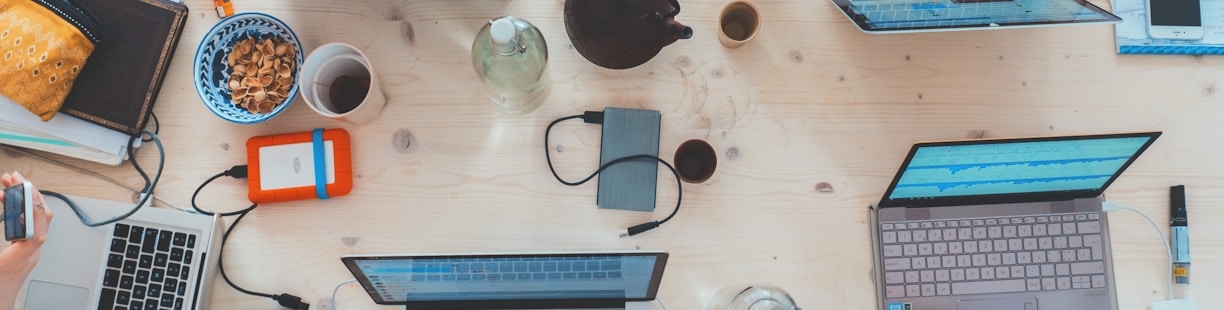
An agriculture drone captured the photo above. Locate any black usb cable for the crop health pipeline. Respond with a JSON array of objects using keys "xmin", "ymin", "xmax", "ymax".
[
  {"xmin": 193, "ymin": 165, "xmax": 310, "ymax": 310},
  {"xmin": 545, "ymin": 112, "xmax": 682, "ymax": 237}
]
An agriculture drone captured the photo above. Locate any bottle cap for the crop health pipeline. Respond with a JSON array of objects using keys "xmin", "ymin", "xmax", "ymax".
[{"xmin": 490, "ymin": 18, "xmax": 516, "ymax": 45}]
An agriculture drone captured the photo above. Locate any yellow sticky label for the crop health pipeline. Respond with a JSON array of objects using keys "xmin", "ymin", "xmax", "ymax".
[{"xmin": 1174, "ymin": 267, "xmax": 1187, "ymax": 276}]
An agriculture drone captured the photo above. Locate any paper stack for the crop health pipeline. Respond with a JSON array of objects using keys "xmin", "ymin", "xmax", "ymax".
[{"xmin": 0, "ymin": 95, "xmax": 139, "ymax": 166}]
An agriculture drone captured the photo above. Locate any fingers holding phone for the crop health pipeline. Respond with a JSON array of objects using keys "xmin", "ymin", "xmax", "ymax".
[{"xmin": 3, "ymin": 172, "xmax": 53, "ymax": 246}]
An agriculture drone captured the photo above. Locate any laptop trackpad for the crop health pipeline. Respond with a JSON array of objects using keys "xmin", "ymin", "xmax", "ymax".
[
  {"xmin": 958, "ymin": 297, "xmax": 1037, "ymax": 310},
  {"xmin": 25, "ymin": 281, "xmax": 90, "ymax": 309}
]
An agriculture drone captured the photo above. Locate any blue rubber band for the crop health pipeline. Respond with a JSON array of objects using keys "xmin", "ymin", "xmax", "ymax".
[{"xmin": 312, "ymin": 128, "xmax": 330, "ymax": 200}]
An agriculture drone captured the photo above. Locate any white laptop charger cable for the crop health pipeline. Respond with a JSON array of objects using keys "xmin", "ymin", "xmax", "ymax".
[{"xmin": 1100, "ymin": 202, "xmax": 1176, "ymax": 302}]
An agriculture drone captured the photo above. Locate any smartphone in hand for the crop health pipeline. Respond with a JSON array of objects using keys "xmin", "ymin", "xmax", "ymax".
[
  {"xmin": 1146, "ymin": 0, "xmax": 1204, "ymax": 40},
  {"xmin": 3, "ymin": 181, "xmax": 34, "ymax": 241}
]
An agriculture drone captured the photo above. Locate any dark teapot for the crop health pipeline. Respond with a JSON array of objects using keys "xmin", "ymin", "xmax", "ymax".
[{"xmin": 565, "ymin": 0, "xmax": 693, "ymax": 69}]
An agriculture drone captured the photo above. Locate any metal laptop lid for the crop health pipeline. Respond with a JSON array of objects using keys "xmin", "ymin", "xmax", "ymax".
[
  {"xmin": 829, "ymin": 0, "xmax": 1122, "ymax": 33},
  {"xmin": 341, "ymin": 250, "xmax": 668, "ymax": 309},
  {"xmin": 878, "ymin": 132, "xmax": 1160, "ymax": 208}
]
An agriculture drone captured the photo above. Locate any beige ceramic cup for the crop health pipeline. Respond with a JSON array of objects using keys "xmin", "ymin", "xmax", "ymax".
[
  {"xmin": 300, "ymin": 43, "xmax": 386, "ymax": 124},
  {"xmin": 718, "ymin": 0, "xmax": 761, "ymax": 48}
]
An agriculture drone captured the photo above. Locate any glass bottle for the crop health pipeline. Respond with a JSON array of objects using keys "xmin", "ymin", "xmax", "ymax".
[{"xmin": 472, "ymin": 16, "xmax": 550, "ymax": 115}]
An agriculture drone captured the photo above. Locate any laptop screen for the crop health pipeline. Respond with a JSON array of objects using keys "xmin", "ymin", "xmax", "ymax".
[
  {"xmin": 829, "ymin": 0, "xmax": 1121, "ymax": 33},
  {"xmin": 879, "ymin": 132, "xmax": 1160, "ymax": 207},
  {"xmin": 342, "ymin": 251, "xmax": 668, "ymax": 306}
]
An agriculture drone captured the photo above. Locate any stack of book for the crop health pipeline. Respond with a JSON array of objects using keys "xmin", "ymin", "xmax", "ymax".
[{"xmin": 0, "ymin": 0, "xmax": 187, "ymax": 165}]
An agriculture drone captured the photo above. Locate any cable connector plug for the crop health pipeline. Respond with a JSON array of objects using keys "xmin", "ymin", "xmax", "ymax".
[
  {"xmin": 620, "ymin": 221, "xmax": 660, "ymax": 238},
  {"xmin": 274, "ymin": 293, "xmax": 310, "ymax": 310},
  {"xmin": 582, "ymin": 111, "xmax": 604, "ymax": 124},
  {"xmin": 224, "ymin": 165, "xmax": 249, "ymax": 179},
  {"xmin": 1101, "ymin": 201, "xmax": 1122, "ymax": 212}
]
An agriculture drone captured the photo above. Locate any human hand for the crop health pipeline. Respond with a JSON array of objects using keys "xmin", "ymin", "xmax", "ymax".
[
  {"xmin": 1, "ymin": 172, "xmax": 54, "ymax": 265},
  {"xmin": 1, "ymin": 172, "xmax": 54, "ymax": 310}
]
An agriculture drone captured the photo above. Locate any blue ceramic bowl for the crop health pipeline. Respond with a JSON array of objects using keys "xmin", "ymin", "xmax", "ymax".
[{"xmin": 194, "ymin": 13, "xmax": 303, "ymax": 124}]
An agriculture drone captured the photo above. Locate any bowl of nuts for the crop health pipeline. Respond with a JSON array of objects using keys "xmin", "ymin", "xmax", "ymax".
[{"xmin": 194, "ymin": 12, "xmax": 302, "ymax": 124}]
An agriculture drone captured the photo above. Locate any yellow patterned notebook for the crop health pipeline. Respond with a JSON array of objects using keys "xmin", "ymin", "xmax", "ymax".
[{"xmin": 0, "ymin": 0, "xmax": 103, "ymax": 121}]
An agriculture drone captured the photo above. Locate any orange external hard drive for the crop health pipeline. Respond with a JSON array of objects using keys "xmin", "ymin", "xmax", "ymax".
[{"xmin": 246, "ymin": 128, "xmax": 352, "ymax": 203}]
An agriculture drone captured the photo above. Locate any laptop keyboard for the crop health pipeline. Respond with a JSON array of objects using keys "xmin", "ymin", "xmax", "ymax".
[
  {"xmin": 406, "ymin": 256, "xmax": 624, "ymax": 282},
  {"xmin": 880, "ymin": 212, "xmax": 1107, "ymax": 298},
  {"xmin": 99, "ymin": 223, "xmax": 197, "ymax": 310}
]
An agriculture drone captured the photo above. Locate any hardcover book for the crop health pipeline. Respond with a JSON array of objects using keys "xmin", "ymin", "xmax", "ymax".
[{"xmin": 59, "ymin": 0, "xmax": 187, "ymax": 136}]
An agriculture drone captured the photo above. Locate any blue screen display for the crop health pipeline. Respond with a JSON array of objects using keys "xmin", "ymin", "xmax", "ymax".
[
  {"xmin": 888, "ymin": 137, "xmax": 1151, "ymax": 200},
  {"xmin": 353, "ymin": 254, "xmax": 659, "ymax": 302},
  {"xmin": 840, "ymin": 0, "xmax": 1118, "ymax": 31}
]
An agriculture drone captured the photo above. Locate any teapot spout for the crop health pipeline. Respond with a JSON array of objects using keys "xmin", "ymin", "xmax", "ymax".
[{"xmin": 663, "ymin": 19, "xmax": 693, "ymax": 44}]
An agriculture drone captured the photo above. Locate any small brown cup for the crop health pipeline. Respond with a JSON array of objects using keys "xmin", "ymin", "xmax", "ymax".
[
  {"xmin": 674, "ymin": 139, "xmax": 717, "ymax": 183},
  {"xmin": 719, "ymin": 0, "xmax": 761, "ymax": 48}
]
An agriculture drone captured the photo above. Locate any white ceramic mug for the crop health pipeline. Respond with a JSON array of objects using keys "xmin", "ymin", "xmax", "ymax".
[{"xmin": 300, "ymin": 43, "xmax": 386, "ymax": 124}]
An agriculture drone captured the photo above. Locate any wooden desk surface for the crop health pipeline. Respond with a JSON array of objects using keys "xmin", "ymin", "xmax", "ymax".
[{"xmin": 3, "ymin": 0, "xmax": 1223, "ymax": 309}]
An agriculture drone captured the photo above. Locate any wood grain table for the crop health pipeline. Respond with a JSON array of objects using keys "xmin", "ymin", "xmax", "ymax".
[{"xmin": 3, "ymin": 0, "xmax": 1223, "ymax": 309}]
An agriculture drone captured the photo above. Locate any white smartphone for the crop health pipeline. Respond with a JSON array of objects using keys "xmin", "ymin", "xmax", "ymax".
[
  {"xmin": 3, "ymin": 181, "xmax": 34, "ymax": 241},
  {"xmin": 1146, "ymin": 0, "xmax": 1204, "ymax": 40}
]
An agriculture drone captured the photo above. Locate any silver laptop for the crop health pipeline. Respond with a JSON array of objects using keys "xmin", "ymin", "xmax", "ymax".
[
  {"xmin": 870, "ymin": 132, "xmax": 1160, "ymax": 310},
  {"xmin": 342, "ymin": 250, "xmax": 668, "ymax": 309},
  {"xmin": 20, "ymin": 194, "xmax": 223, "ymax": 310},
  {"xmin": 830, "ymin": 0, "xmax": 1121, "ymax": 33}
]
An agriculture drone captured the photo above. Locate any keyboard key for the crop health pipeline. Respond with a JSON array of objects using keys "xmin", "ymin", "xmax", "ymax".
[
  {"xmin": 608, "ymin": 271, "xmax": 621, "ymax": 279},
  {"xmin": 935, "ymin": 270, "xmax": 949, "ymax": 282},
  {"xmin": 1089, "ymin": 213, "xmax": 1100, "ymax": 220},
  {"xmin": 98, "ymin": 288, "xmax": 117, "ymax": 310},
  {"xmin": 180, "ymin": 266, "xmax": 190, "ymax": 280},
  {"xmin": 155, "ymin": 254, "xmax": 168, "ymax": 268},
  {"xmin": 1002, "ymin": 253, "xmax": 1016, "ymax": 265},
  {"xmin": 911, "ymin": 257, "xmax": 926, "ymax": 269},
  {"xmin": 928, "ymin": 230, "xmax": 941, "ymax": 241},
  {"xmin": 927, "ymin": 257, "xmax": 940, "ymax": 269},
  {"xmin": 934, "ymin": 243, "xmax": 948, "ymax": 255},
  {"xmin": 111, "ymin": 239, "xmax": 127, "ymax": 254},
  {"xmin": 1054, "ymin": 237, "xmax": 1068, "ymax": 249},
  {"xmin": 175, "ymin": 298, "xmax": 184, "ymax": 310},
  {"xmin": 1062, "ymin": 250, "xmax": 1077, "ymax": 262},
  {"xmin": 993, "ymin": 240, "xmax": 1008, "ymax": 252},
  {"xmin": 144, "ymin": 299, "xmax": 158, "ymax": 310},
  {"xmin": 949, "ymin": 242, "xmax": 963, "ymax": 254},
  {"xmin": 937, "ymin": 283, "xmax": 951, "ymax": 295},
  {"xmin": 1076, "ymin": 214, "xmax": 1087, "ymax": 221},
  {"xmin": 898, "ymin": 231, "xmax": 912, "ymax": 243},
  {"xmin": 978, "ymin": 240, "xmax": 992, "ymax": 252},
  {"xmin": 161, "ymin": 293, "xmax": 175, "ymax": 307},
  {"xmin": 1003, "ymin": 226, "xmax": 1017, "ymax": 238},
  {"xmin": 908, "ymin": 223, "xmax": 919, "ymax": 229},
  {"xmin": 951, "ymin": 269, "xmax": 965, "ymax": 281},
  {"xmin": 152, "ymin": 268, "xmax": 165, "ymax": 282},
  {"xmin": 918, "ymin": 243, "xmax": 932, "ymax": 255},
  {"xmin": 139, "ymin": 255, "xmax": 152, "ymax": 269},
  {"xmin": 957, "ymin": 228, "xmax": 971, "ymax": 240},
  {"xmin": 972, "ymin": 219, "xmax": 985, "ymax": 226},
  {"xmin": 1077, "ymin": 249, "xmax": 1091, "ymax": 261},
  {"xmin": 1071, "ymin": 262, "xmax": 1105, "ymax": 275},
  {"xmin": 1057, "ymin": 263, "xmax": 1070, "ymax": 276},
  {"xmin": 167, "ymin": 263, "xmax": 180, "ymax": 278},
  {"xmin": 906, "ymin": 285, "xmax": 920, "ymax": 297},
  {"xmin": 952, "ymin": 280, "xmax": 1026, "ymax": 295},
  {"xmin": 943, "ymin": 229, "xmax": 957, "ymax": 241},
  {"xmin": 1048, "ymin": 224, "xmax": 1062, "ymax": 236},
  {"xmin": 902, "ymin": 244, "xmax": 917, "ymax": 256},
  {"xmin": 1011, "ymin": 266, "xmax": 1024, "ymax": 279},
  {"xmin": 1018, "ymin": 225, "xmax": 1032, "ymax": 237},
  {"xmin": 1039, "ymin": 238, "xmax": 1053, "ymax": 250},
  {"xmin": 170, "ymin": 248, "xmax": 184, "ymax": 263},
  {"xmin": 103, "ymin": 269, "xmax": 120, "ymax": 288},
  {"xmin": 183, "ymin": 250, "xmax": 193, "ymax": 264},
  {"xmin": 1017, "ymin": 252, "xmax": 1031, "ymax": 264},
  {"xmin": 142, "ymin": 229, "xmax": 158, "ymax": 253},
  {"xmin": 1026, "ymin": 265, "xmax": 1040, "ymax": 278},
  {"xmin": 913, "ymin": 231, "xmax": 927, "ymax": 242},
  {"xmin": 1033, "ymin": 252, "xmax": 1047, "ymax": 264},
  {"xmin": 972, "ymin": 254, "xmax": 986, "ymax": 266},
  {"xmin": 882, "ymin": 223, "xmax": 895, "ymax": 230},
  {"xmin": 133, "ymin": 285, "xmax": 147, "ymax": 300},
  {"xmin": 884, "ymin": 258, "xmax": 910, "ymax": 270},
  {"xmin": 987, "ymin": 253, "xmax": 1001, "ymax": 266},
  {"xmin": 1036, "ymin": 217, "xmax": 1048, "ymax": 223},
  {"xmin": 1084, "ymin": 235, "xmax": 1104, "ymax": 260},
  {"xmin": 1092, "ymin": 275, "xmax": 1106, "ymax": 288},
  {"xmin": 126, "ymin": 245, "xmax": 141, "ymax": 259},
  {"xmin": 108, "ymin": 254, "xmax": 124, "ymax": 269},
  {"xmin": 920, "ymin": 270, "xmax": 934, "ymax": 282},
  {"xmin": 117, "ymin": 290, "xmax": 131, "ymax": 305},
  {"xmin": 996, "ymin": 266, "xmax": 1010, "ymax": 279},
  {"xmin": 577, "ymin": 273, "xmax": 591, "ymax": 279},
  {"xmin": 942, "ymin": 256, "xmax": 956, "ymax": 268},
  {"xmin": 1033, "ymin": 224, "xmax": 1046, "ymax": 236},
  {"xmin": 186, "ymin": 235, "xmax": 196, "ymax": 249},
  {"xmin": 1063, "ymin": 223, "xmax": 1077, "ymax": 235},
  {"xmin": 123, "ymin": 259, "xmax": 137, "ymax": 274},
  {"xmin": 136, "ymin": 270, "xmax": 149, "ymax": 284},
  {"xmin": 988, "ymin": 227, "xmax": 1002, "ymax": 239},
  {"xmin": 114, "ymin": 224, "xmax": 131, "ymax": 238},
  {"xmin": 882, "ymin": 231, "xmax": 897, "ymax": 244},
  {"xmin": 965, "ymin": 268, "xmax": 979, "ymax": 280},
  {"xmin": 973, "ymin": 227, "xmax": 987, "ymax": 239},
  {"xmin": 120, "ymin": 276, "xmax": 134, "ymax": 290},
  {"xmin": 964, "ymin": 241, "xmax": 978, "ymax": 253},
  {"xmin": 1048, "ymin": 250, "xmax": 1062, "ymax": 263},
  {"xmin": 885, "ymin": 285, "xmax": 905, "ymax": 298},
  {"xmin": 957, "ymin": 255, "xmax": 971, "ymax": 267},
  {"xmin": 157, "ymin": 231, "xmax": 172, "ymax": 252},
  {"xmin": 129, "ymin": 226, "xmax": 144, "ymax": 243},
  {"xmin": 172, "ymin": 233, "xmax": 187, "ymax": 247},
  {"xmin": 1023, "ymin": 238, "xmax": 1038, "ymax": 250},
  {"xmin": 921, "ymin": 284, "xmax": 935, "ymax": 296}
]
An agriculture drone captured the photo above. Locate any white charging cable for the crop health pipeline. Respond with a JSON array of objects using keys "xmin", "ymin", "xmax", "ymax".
[
  {"xmin": 330, "ymin": 278, "xmax": 358, "ymax": 310},
  {"xmin": 1101, "ymin": 201, "xmax": 1173, "ymax": 301}
]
